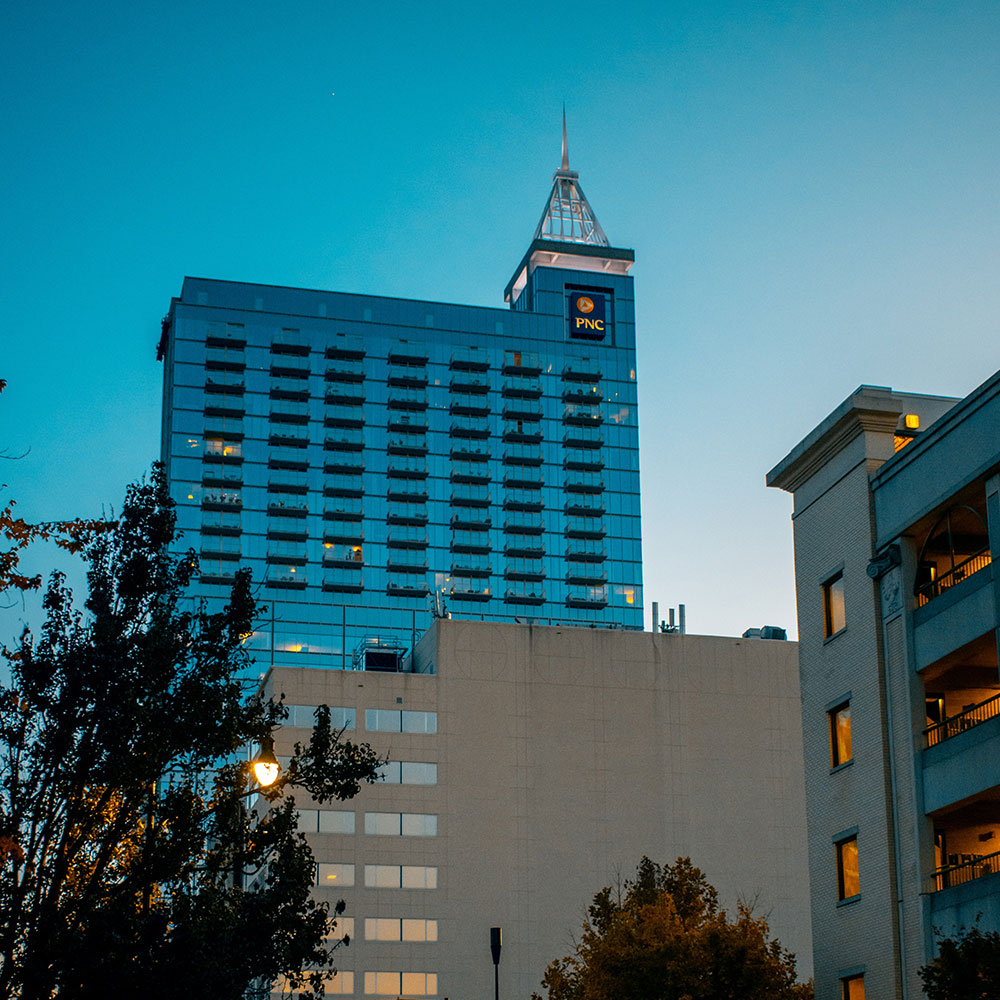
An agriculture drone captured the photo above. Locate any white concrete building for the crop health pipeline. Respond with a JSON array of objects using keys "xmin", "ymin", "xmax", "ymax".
[{"xmin": 267, "ymin": 618, "xmax": 812, "ymax": 999}]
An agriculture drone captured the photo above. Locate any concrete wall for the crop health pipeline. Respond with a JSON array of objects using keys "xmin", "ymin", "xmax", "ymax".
[{"xmin": 267, "ymin": 620, "xmax": 812, "ymax": 999}]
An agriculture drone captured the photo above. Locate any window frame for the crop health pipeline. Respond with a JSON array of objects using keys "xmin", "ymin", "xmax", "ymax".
[
  {"xmin": 834, "ymin": 831, "xmax": 860, "ymax": 902},
  {"xmin": 828, "ymin": 698, "xmax": 853, "ymax": 769},
  {"xmin": 822, "ymin": 569, "xmax": 847, "ymax": 639}
]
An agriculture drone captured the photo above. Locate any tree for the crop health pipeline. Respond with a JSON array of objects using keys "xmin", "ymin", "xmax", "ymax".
[
  {"xmin": 919, "ymin": 924, "xmax": 1000, "ymax": 998},
  {"xmin": 534, "ymin": 856, "xmax": 813, "ymax": 1000},
  {"xmin": 0, "ymin": 465, "xmax": 383, "ymax": 999}
]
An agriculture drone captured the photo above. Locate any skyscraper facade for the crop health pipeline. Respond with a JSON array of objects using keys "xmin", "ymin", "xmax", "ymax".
[{"xmin": 158, "ymin": 134, "xmax": 642, "ymax": 670}]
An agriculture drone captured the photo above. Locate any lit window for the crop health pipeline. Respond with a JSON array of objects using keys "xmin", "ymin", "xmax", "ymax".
[
  {"xmin": 823, "ymin": 572, "xmax": 846, "ymax": 638},
  {"xmin": 317, "ymin": 863, "xmax": 355, "ymax": 887},
  {"xmin": 829, "ymin": 702, "xmax": 852, "ymax": 767},
  {"xmin": 836, "ymin": 835, "xmax": 860, "ymax": 900},
  {"xmin": 841, "ymin": 974, "xmax": 865, "ymax": 999}
]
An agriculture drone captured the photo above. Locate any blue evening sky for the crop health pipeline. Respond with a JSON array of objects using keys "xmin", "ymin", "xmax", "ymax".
[{"xmin": 3, "ymin": 0, "xmax": 999, "ymax": 642}]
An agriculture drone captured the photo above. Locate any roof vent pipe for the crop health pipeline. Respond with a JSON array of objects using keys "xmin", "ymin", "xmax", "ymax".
[
  {"xmin": 679, "ymin": 604, "xmax": 686, "ymax": 635},
  {"xmin": 651, "ymin": 602, "xmax": 659, "ymax": 633}
]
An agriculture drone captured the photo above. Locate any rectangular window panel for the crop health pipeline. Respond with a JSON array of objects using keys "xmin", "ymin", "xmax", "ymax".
[
  {"xmin": 364, "ymin": 918, "xmax": 436, "ymax": 942},
  {"xmin": 365, "ymin": 972, "xmax": 399, "ymax": 996},
  {"xmin": 402, "ymin": 710, "xmax": 437, "ymax": 734},
  {"xmin": 377, "ymin": 761, "xmax": 437, "ymax": 785},
  {"xmin": 836, "ymin": 836, "xmax": 860, "ymax": 900},
  {"xmin": 318, "ymin": 810, "xmax": 355, "ymax": 834},
  {"xmin": 401, "ymin": 762, "xmax": 438, "ymax": 785},
  {"xmin": 402, "ymin": 973, "xmax": 437, "ymax": 996},
  {"xmin": 324, "ymin": 971, "xmax": 354, "ymax": 995},
  {"xmin": 401, "ymin": 813, "xmax": 437, "ymax": 837},
  {"xmin": 401, "ymin": 865, "xmax": 437, "ymax": 889},
  {"xmin": 402, "ymin": 919, "xmax": 438, "ymax": 942},
  {"xmin": 327, "ymin": 917, "xmax": 354, "ymax": 941},
  {"xmin": 841, "ymin": 975, "xmax": 865, "ymax": 1000},
  {"xmin": 287, "ymin": 705, "xmax": 355, "ymax": 730},
  {"xmin": 829, "ymin": 702, "xmax": 852, "ymax": 767},
  {"xmin": 366, "ymin": 709, "xmax": 401, "ymax": 733},
  {"xmin": 823, "ymin": 571, "xmax": 846, "ymax": 637},
  {"xmin": 365, "ymin": 813, "xmax": 401, "ymax": 835},
  {"xmin": 317, "ymin": 863, "xmax": 355, "ymax": 887}
]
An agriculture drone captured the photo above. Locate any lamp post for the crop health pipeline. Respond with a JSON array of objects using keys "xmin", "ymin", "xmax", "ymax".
[{"xmin": 490, "ymin": 927, "xmax": 502, "ymax": 1000}]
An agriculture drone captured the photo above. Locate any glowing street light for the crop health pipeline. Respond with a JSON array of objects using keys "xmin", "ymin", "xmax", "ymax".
[{"xmin": 253, "ymin": 736, "xmax": 280, "ymax": 787}]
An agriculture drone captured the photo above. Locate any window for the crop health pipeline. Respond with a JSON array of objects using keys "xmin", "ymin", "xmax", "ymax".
[
  {"xmin": 841, "ymin": 974, "xmax": 865, "ymax": 999},
  {"xmin": 365, "ymin": 918, "xmax": 438, "ymax": 942},
  {"xmin": 829, "ymin": 701, "xmax": 852, "ymax": 767},
  {"xmin": 316, "ymin": 863, "xmax": 355, "ymax": 887},
  {"xmin": 285, "ymin": 705, "xmax": 355, "ymax": 730},
  {"xmin": 836, "ymin": 834, "xmax": 860, "ymax": 900},
  {"xmin": 298, "ymin": 810, "xmax": 355, "ymax": 834},
  {"xmin": 364, "ymin": 812, "xmax": 437, "ymax": 837},
  {"xmin": 364, "ymin": 864, "xmax": 437, "ymax": 889},
  {"xmin": 823, "ymin": 572, "xmax": 846, "ymax": 637},
  {"xmin": 276, "ymin": 971, "xmax": 354, "ymax": 996},
  {"xmin": 364, "ymin": 972, "xmax": 438, "ymax": 996},
  {"xmin": 365, "ymin": 709, "xmax": 437, "ymax": 733}
]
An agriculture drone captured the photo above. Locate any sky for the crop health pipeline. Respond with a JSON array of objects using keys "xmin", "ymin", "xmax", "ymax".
[{"xmin": 3, "ymin": 0, "xmax": 1000, "ymax": 643}]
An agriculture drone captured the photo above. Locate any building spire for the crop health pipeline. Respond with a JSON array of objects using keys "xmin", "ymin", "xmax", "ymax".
[
  {"xmin": 561, "ymin": 104, "xmax": 569, "ymax": 171},
  {"xmin": 533, "ymin": 110, "xmax": 610, "ymax": 246}
]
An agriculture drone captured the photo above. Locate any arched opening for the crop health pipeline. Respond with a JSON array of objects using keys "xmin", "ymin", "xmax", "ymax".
[{"xmin": 915, "ymin": 505, "xmax": 991, "ymax": 605}]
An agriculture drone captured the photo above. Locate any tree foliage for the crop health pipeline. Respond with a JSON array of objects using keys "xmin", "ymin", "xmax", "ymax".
[
  {"xmin": 534, "ymin": 856, "xmax": 813, "ymax": 1000},
  {"xmin": 0, "ymin": 465, "xmax": 383, "ymax": 999},
  {"xmin": 919, "ymin": 924, "xmax": 1000, "ymax": 999}
]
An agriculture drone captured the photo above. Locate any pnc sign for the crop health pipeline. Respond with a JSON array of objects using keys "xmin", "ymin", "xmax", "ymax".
[{"xmin": 569, "ymin": 292, "xmax": 607, "ymax": 340}]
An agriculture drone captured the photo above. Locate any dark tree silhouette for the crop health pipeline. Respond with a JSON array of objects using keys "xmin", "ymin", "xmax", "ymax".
[{"xmin": 0, "ymin": 465, "xmax": 382, "ymax": 999}]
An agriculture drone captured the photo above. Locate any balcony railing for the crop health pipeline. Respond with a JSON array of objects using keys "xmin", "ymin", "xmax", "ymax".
[
  {"xmin": 934, "ymin": 848, "xmax": 1000, "ymax": 891},
  {"xmin": 925, "ymin": 692, "xmax": 1000, "ymax": 747},
  {"xmin": 916, "ymin": 548, "xmax": 991, "ymax": 607}
]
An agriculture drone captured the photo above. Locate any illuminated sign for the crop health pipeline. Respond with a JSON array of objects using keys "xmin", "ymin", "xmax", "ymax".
[{"xmin": 568, "ymin": 291, "xmax": 607, "ymax": 340}]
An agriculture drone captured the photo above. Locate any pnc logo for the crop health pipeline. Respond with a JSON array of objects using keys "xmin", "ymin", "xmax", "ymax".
[{"xmin": 569, "ymin": 290, "xmax": 608, "ymax": 340}]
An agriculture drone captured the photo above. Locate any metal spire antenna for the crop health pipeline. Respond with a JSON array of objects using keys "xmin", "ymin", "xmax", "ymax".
[{"xmin": 533, "ymin": 110, "xmax": 609, "ymax": 246}]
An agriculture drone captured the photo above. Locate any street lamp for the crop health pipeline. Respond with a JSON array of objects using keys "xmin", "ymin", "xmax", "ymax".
[{"xmin": 253, "ymin": 735, "xmax": 280, "ymax": 787}]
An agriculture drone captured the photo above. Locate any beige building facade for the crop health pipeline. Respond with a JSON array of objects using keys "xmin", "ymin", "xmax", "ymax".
[
  {"xmin": 266, "ymin": 619, "xmax": 812, "ymax": 999},
  {"xmin": 768, "ymin": 372, "xmax": 1000, "ymax": 1000}
]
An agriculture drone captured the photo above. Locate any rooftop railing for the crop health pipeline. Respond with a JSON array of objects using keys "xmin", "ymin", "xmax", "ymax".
[
  {"xmin": 934, "ymin": 849, "xmax": 1000, "ymax": 891},
  {"xmin": 925, "ymin": 692, "xmax": 1000, "ymax": 747},
  {"xmin": 916, "ymin": 548, "xmax": 991, "ymax": 607}
]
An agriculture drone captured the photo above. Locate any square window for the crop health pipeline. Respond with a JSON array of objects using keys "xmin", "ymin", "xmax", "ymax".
[
  {"xmin": 829, "ymin": 702, "xmax": 852, "ymax": 767},
  {"xmin": 823, "ymin": 571, "xmax": 846, "ymax": 637},
  {"xmin": 841, "ymin": 974, "xmax": 865, "ymax": 999},
  {"xmin": 836, "ymin": 835, "xmax": 860, "ymax": 900}
]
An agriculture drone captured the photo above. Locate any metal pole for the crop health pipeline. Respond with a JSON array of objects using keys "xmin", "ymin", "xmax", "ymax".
[{"xmin": 490, "ymin": 926, "xmax": 502, "ymax": 1000}]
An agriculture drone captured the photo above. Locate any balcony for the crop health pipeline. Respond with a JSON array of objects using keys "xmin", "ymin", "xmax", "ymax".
[
  {"xmin": 934, "ymin": 849, "xmax": 1000, "ymax": 892},
  {"xmin": 916, "ymin": 548, "xmax": 992, "ymax": 607},
  {"xmin": 926, "ymin": 693, "xmax": 1000, "ymax": 747}
]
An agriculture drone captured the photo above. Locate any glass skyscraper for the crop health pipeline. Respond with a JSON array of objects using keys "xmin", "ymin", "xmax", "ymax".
[{"xmin": 159, "ymin": 138, "xmax": 642, "ymax": 671}]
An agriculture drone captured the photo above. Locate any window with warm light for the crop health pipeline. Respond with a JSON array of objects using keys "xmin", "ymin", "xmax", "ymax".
[
  {"xmin": 841, "ymin": 973, "xmax": 865, "ymax": 999},
  {"xmin": 364, "ymin": 972, "xmax": 438, "ymax": 997},
  {"xmin": 836, "ymin": 834, "xmax": 860, "ymax": 901},
  {"xmin": 317, "ymin": 863, "xmax": 355, "ymax": 887},
  {"xmin": 828, "ymin": 701, "xmax": 852, "ymax": 767},
  {"xmin": 823, "ymin": 572, "xmax": 846, "ymax": 638}
]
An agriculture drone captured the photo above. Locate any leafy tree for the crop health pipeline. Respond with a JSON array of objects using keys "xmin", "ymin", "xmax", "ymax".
[
  {"xmin": 919, "ymin": 924, "xmax": 1000, "ymax": 998},
  {"xmin": 0, "ymin": 465, "xmax": 383, "ymax": 999},
  {"xmin": 534, "ymin": 856, "xmax": 813, "ymax": 1000}
]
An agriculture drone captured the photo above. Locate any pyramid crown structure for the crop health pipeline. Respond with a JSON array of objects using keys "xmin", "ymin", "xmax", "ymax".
[{"xmin": 533, "ymin": 112, "xmax": 610, "ymax": 247}]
